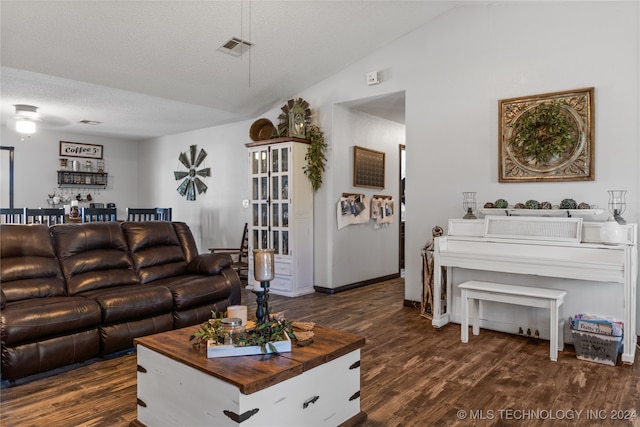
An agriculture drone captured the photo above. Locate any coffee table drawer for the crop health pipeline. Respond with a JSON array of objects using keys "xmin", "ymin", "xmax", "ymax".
[{"xmin": 136, "ymin": 346, "xmax": 361, "ymax": 426}]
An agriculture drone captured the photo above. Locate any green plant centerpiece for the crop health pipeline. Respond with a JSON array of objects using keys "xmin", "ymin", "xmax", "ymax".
[
  {"xmin": 509, "ymin": 101, "xmax": 578, "ymax": 167},
  {"xmin": 241, "ymin": 319, "xmax": 294, "ymax": 354},
  {"xmin": 190, "ymin": 311, "xmax": 296, "ymax": 354}
]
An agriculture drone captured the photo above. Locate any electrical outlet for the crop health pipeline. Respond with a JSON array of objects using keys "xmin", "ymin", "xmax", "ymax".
[
  {"xmin": 366, "ymin": 71, "xmax": 380, "ymax": 86},
  {"xmin": 242, "ymin": 199, "xmax": 249, "ymax": 208}
]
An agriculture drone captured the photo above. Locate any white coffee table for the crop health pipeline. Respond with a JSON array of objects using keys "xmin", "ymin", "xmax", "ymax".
[{"xmin": 131, "ymin": 326, "xmax": 366, "ymax": 427}]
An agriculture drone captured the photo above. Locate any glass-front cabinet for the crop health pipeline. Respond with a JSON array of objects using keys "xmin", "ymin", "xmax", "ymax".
[{"xmin": 247, "ymin": 138, "xmax": 314, "ymax": 297}]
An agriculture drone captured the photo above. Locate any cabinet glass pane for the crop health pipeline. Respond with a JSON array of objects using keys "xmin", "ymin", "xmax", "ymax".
[
  {"xmin": 272, "ymin": 231, "xmax": 280, "ymax": 255},
  {"xmin": 272, "ymin": 149, "xmax": 279, "ymax": 173},
  {"xmin": 272, "ymin": 176, "xmax": 279, "ymax": 201},
  {"xmin": 282, "ymin": 204, "xmax": 289, "ymax": 227},
  {"xmin": 261, "ymin": 230, "xmax": 268, "ymax": 249},
  {"xmin": 252, "ymin": 152, "xmax": 260, "ymax": 174},
  {"xmin": 261, "ymin": 203, "xmax": 268, "ymax": 226},
  {"xmin": 252, "ymin": 204, "xmax": 259, "ymax": 227},
  {"xmin": 281, "ymin": 148, "xmax": 288, "ymax": 172},
  {"xmin": 252, "ymin": 230, "xmax": 259, "ymax": 250},
  {"xmin": 260, "ymin": 151, "xmax": 268, "ymax": 174},
  {"xmin": 272, "ymin": 203, "xmax": 279, "ymax": 227},
  {"xmin": 252, "ymin": 177, "xmax": 259, "ymax": 200},
  {"xmin": 282, "ymin": 231, "xmax": 289, "ymax": 255},
  {"xmin": 282, "ymin": 175, "xmax": 289, "ymax": 199},
  {"xmin": 261, "ymin": 177, "xmax": 268, "ymax": 200}
]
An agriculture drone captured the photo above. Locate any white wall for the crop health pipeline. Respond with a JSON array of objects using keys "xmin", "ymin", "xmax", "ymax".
[
  {"xmin": 286, "ymin": 2, "xmax": 638, "ymax": 302},
  {"xmin": 137, "ymin": 120, "xmax": 251, "ymax": 253},
  {"xmin": 136, "ymin": 2, "xmax": 638, "ymax": 325},
  {"xmin": 399, "ymin": 2, "xmax": 639, "ymax": 302},
  {"xmin": 0, "ymin": 126, "xmax": 138, "ymax": 219}
]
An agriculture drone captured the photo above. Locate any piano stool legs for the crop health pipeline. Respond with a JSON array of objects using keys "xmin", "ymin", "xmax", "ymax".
[{"xmin": 459, "ymin": 281, "xmax": 567, "ymax": 362}]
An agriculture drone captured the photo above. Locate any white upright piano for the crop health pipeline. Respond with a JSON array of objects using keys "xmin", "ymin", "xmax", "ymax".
[{"xmin": 433, "ymin": 216, "xmax": 637, "ymax": 364}]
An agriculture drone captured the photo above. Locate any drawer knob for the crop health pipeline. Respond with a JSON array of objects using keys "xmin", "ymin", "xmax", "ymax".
[{"xmin": 303, "ymin": 395, "xmax": 320, "ymax": 409}]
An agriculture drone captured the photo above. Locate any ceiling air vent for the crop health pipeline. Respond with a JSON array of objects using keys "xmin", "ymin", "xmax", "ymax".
[
  {"xmin": 78, "ymin": 120, "xmax": 102, "ymax": 125},
  {"xmin": 217, "ymin": 37, "xmax": 254, "ymax": 57}
]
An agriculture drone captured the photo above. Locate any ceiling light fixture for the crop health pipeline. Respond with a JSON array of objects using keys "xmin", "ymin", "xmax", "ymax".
[
  {"xmin": 14, "ymin": 104, "xmax": 40, "ymax": 140},
  {"xmin": 16, "ymin": 119, "xmax": 36, "ymax": 134}
]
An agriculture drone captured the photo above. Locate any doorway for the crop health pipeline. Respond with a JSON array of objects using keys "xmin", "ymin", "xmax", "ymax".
[
  {"xmin": 1, "ymin": 146, "xmax": 15, "ymax": 207},
  {"xmin": 335, "ymin": 91, "xmax": 406, "ymax": 284},
  {"xmin": 399, "ymin": 144, "xmax": 406, "ymax": 274}
]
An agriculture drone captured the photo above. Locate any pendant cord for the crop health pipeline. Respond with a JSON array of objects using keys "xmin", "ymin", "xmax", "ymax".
[
  {"xmin": 248, "ymin": 0, "xmax": 252, "ymax": 88},
  {"xmin": 240, "ymin": 0, "xmax": 252, "ymax": 88}
]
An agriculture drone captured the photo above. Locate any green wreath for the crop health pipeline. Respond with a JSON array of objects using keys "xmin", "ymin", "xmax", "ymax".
[{"xmin": 509, "ymin": 101, "xmax": 576, "ymax": 165}]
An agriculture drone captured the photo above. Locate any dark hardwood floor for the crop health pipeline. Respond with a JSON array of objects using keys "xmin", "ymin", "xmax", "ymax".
[{"xmin": 2, "ymin": 278, "xmax": 639, "ymax": 427}]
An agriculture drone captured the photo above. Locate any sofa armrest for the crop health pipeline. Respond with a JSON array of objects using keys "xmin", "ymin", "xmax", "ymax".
[{"xmin": 186, "ymin": 253, "xmax": 232, "ymax": 275}]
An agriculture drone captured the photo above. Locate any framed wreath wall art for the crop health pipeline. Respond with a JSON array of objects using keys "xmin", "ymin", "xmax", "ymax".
[{"xmin": 499, "ymin": 87, "xmax": 594, "ymax": 182}]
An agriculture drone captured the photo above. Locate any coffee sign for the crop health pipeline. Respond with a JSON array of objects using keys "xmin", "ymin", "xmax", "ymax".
[{"xmin": 59, "ymin": 141, "xmax": 103, "ymax": 159}]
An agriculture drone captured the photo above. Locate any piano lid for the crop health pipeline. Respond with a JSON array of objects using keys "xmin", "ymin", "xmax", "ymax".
[{"xmin": 447, "ymin": 217, "xmax": 636, "ymax": 246}]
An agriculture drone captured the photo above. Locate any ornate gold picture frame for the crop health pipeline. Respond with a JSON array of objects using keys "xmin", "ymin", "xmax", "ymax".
[{"xmin": 499, "ymin": 87, "xmax": 594, "ymax": 182}]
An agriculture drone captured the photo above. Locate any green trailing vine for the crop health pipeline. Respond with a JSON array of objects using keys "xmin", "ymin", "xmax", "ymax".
[
  {"xmin": 274, "ymin": 115, "xmax": 327, "ymax": 191},
  {"xmin": 302, "ymin": 125, "xmax": 327, "ymax": 191},
  {"xmin": 509, "ymin": 101, "xmax": 576, "ymax": 165}
]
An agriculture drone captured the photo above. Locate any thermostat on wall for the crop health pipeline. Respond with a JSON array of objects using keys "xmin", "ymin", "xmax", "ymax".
[{"xmin": 367, "ymin": 71, "xmax": 380, "ymax": 86}]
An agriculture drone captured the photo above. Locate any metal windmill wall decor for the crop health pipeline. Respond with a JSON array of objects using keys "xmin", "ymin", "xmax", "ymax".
[{"xmin": 174, "ymin": 145, "xmax": 210, "ymax": 201}]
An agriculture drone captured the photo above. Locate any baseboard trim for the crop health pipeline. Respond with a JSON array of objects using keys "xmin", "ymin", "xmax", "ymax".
[
  {"xmin": 314, "ymin": 273, "xmax": 400, "ymax": 295},
  {"xmin": 404, "ymin": 299, "xmax": 420, "ymax": 309}
]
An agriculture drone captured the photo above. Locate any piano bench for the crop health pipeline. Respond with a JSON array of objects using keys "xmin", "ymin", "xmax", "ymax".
[{"xmin": 459, "ymin": 281, "xmax": 567, "ymax": 361}]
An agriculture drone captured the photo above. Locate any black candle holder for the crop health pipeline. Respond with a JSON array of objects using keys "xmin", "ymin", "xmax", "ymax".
[{"xmin": 253, "ymin": 281, "xmax": 271, "ymax": 324}]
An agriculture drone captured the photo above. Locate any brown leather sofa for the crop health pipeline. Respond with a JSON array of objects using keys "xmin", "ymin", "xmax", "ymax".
[{"xmin": 1, "ymin": 221, "xmax": 242, "ymax": 382}]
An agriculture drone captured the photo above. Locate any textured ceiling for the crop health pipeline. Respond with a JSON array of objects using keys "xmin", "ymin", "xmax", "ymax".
[{"xmin": 1, "ymin": 1, "xmax": 459, "ymax": 140}]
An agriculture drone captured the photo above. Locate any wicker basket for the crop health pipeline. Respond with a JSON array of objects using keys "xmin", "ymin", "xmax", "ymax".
[{"xmin": 250, "ymin": 118, "xmax": 276, "ymax": 141}]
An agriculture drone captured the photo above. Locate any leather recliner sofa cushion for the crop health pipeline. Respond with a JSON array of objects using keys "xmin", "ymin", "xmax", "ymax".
[
  {"xmin": 1, "ymin": 224, "xmax": 67, "ymax": 302},
  {"xmin": 77, "ymin": 285, "xmax": 173, "ymax": 324},
  {"xmin": 0, "ymin": 224, "xmax": 102, "ymax": 374},
  {"xmin": 1, "ymin": 225, "xmax": 103, "ymax": 344},
  {"xmin": 148, "ymin": 273, "xmax": 234, "ymax": 310},
  {"xmin": 122, "ymin": 222, "xmax": 235, "ymax": 310},
  {"xmin": 1, "ymin": 296, "xmax": 102, "ymax": 345},
  {"xmin": 51, "ymin": 223, "xmax": 174, "ymax": 324},
  {"xmin": 122, "ymin": 221, "xmax": 189, "ymax": 284},
  {"xmin": 51, "ymin": 222, "xmax": 139, "ymax": 295}
]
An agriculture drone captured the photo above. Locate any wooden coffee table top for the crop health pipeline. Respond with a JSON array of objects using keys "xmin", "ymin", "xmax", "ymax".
[{"xmin": 134, "ymin": 325, "xmax": 365, "ymax": 395}]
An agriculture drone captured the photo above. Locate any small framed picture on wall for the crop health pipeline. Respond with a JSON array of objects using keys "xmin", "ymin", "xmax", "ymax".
[{"xmin": 353, "ymin": 145, "xmax": 385, "ymax": 189}]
